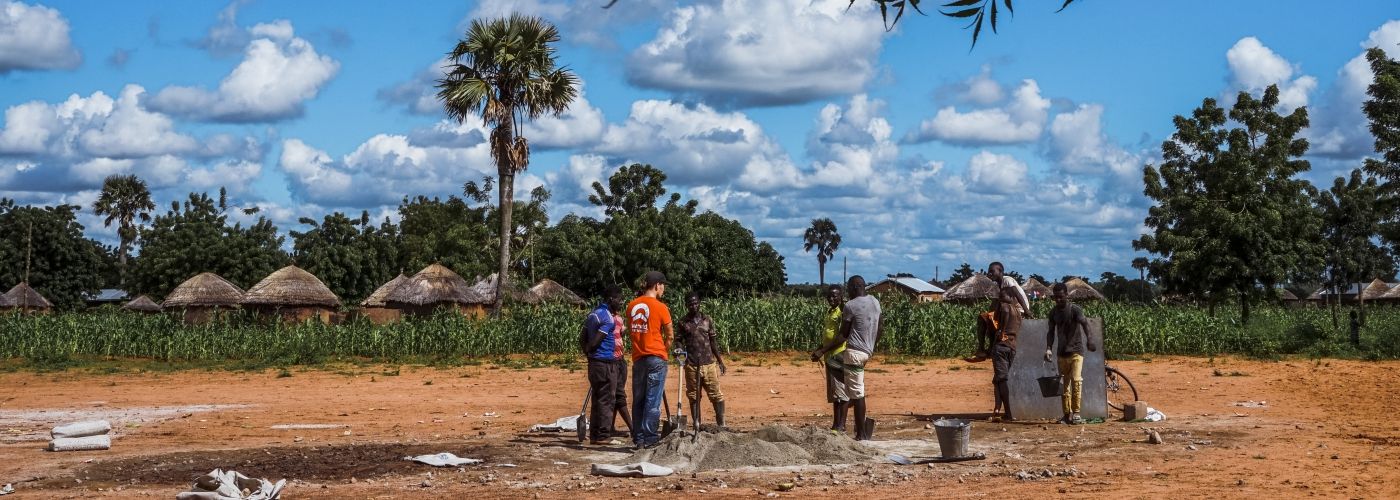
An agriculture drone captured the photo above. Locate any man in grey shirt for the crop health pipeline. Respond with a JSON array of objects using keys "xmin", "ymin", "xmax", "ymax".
[{"xmin": 811, "ymin": 275, "xmax": 882, "ymax": 440}]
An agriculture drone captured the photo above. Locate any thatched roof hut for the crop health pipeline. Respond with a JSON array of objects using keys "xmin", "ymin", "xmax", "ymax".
[
  {"xmin": 0, "ymin": 289, "xmax": 13, "ymax": 309},
  {"xmin": 387, "ymin": 264, "xmax": 489, "ymax": 317},
  {"xmin": 4, "ymin": 282, "xmax": 53, "ymax": 312},
  {"xmin": 523, "ymin": 279, "xmax": 586, "ymax": 306},
  {"xmin": 941, "ymin": 274, "xmax": 999, "ymax": 303},
  {"xmin": 1022, "ymin": 277, "xmax": 1052, "ymax": 300},
  {"xmin": 1380, "ymin": 282, "xmax": 1400, "ymax": 302},
  {"xmin": 1278, "ymin": 289, "xmax": 1299, "ymax": 301},
  {"xmin": 358, "ymin": 273, "xmax": 409, "ymax": 324},
  {"xmin": 163, "ymin": 272, "xmax": 245, "ymax": 324},
  {"xmin": 1063, "ymin": 277, "xmax": 1106, "ymax": 302},
  {"xmin": 241, "ymin": 265, "xmax": 340, "ymax": 323},
  {"xmin": 1360, "ymin": 278, "xmax": 1393, "ymax": 302},
  {"xmin": 122, "ymin": 295, "xmax": 163, "ymax": 313}
]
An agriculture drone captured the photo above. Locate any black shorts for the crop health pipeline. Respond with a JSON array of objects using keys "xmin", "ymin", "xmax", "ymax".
[{"xmin": 992, "ymin": 343, "xmax": 1015, "ymax": 382}]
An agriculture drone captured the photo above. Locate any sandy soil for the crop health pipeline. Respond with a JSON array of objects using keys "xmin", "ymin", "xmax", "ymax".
[{"xmin": 1, "ymin": 355, "xmax": 1397, "ymax": 499}]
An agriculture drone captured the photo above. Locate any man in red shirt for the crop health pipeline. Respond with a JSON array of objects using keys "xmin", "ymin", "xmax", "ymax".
[{"xmin": 627, "ymin": 271, "xmax": 673, "ymax": 448}]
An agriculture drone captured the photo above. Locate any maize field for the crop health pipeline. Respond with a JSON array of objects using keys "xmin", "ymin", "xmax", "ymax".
[{"xmin": 2, "ymin": 298, "xmax": 1397, "ymax": 369}]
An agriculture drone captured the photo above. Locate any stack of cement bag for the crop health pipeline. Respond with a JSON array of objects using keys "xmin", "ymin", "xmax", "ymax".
[{"xmin": 48, "ymin": 420, "xmax": 112, "ymax": 451}]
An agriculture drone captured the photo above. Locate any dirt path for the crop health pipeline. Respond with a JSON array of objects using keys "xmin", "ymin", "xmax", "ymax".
[{"xmin": 1, "ymin": 355, "xmax": 1397, "ymax": 498}]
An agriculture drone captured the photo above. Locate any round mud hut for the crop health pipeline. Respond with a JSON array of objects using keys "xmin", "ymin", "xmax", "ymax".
[
  {"xmin": 121, "ymin": 295, "xmax": 163, "ymax": 314},
  {"xmin": 1063, "ymin": 277, "xmax": 1106, "ymax": 302},
  {"xmin": 941, "ymin": 274, "xmax": 998, "ymax": 304},
  {"xmin": 162, "ymin": 272, "xmax": 245, "ymax": 324},
  {"xmin": 4, "ymin": 282, "xmax": 53, "ymax": 314},
  {"xmin": 523, "ymin": 279, "xmax": 586, "ymax": 307},
  {"xmin": 386, "ymin": 264, "xmax": 489, "ymax": 318},
  {"xmin": 241, "ymin": 265, "xmax": 341, "ymax": 324},
  {"xmin": 1022, "ymin": 277, "xmax": 1053, "ymax": 301},
  {"xmin": 358, "ymin": 273, "xmax": 408, "ymax": 325}
]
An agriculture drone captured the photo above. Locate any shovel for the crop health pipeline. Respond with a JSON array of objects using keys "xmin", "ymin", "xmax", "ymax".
[
  {"xmin": 576, "ymin": 386, "xmax": 592, "ymax": 443},
  {"xmin": 674, "ymin": 351, "xmax": 687, "ymax": 434},
  {"xmin": 661, "ymin": 392, "xmax": 676, "ymax": 437}
]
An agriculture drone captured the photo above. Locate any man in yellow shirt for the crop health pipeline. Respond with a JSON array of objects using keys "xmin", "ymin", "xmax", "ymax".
[{"xmin": 818, "ymin": 284, "xmax": 849, "ymax": 432}]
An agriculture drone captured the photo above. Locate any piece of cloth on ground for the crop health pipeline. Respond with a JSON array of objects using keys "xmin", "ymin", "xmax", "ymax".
[
  {"xmin": 529, "ymin": 415, "xmax": 581, "ymax": 432},
  {"xmin": 51, "ymin": 420, "xmax": 111, "ymax": 439},
  {"xmin": 48, "ymin": 435, "xmax": 110, "ymax": 452},
  {"xmin": 1144, "ymin": 407, "xmax": 1166, "ymax": 422},
  {"xmin": 175, "ymin": 469, "xmax": 285, "ymax": 500},
  {"xmin": 405, "ymin": 453, "xmax": 482, "ymax": 467},
  {"xmin": 590, "ymin": 463, "xmax": 674, "ymax": 477}
]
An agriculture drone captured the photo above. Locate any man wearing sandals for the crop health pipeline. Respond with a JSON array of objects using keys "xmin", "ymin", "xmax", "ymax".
[{"xmin": 1045, "ymin": 282, "xmax": 1097, "ymax": 424}]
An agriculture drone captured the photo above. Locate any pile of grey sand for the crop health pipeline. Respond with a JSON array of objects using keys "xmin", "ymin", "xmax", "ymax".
[{"xmin": 622, "ymin": 424, "xmax": 878, "ymax": 472}]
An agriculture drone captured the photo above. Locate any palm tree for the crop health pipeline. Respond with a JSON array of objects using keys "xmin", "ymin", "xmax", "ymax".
[
  {"xmin": 437, "ymin": 15, "xmax": 578, "ymax": 313},
  {"xmin": 1131, "ymin": 257, "xmax": 1149, "ymax": 281},
  {"xmin": 92, "ymin": 174, "xmax": 154, "ymax": 286},
  {"xmin": 803, "ymin": 218, "xmax": 841, "ymax": 286}
]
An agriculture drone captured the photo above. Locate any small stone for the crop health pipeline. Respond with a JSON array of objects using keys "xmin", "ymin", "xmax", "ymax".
[
  {"xmin": 1186, "ymin": 445, "xmax": 1198, "ymax": 450},
  {"xmin": 420, "ymin": 480, "xmax": 432, "ymax": 488},
  {"xmin": 1147, "ymin": 431, "xmax": 1164, "ymax": 445},
  {"xmin": 776, "ymin": 483, "xmax": 795, "ymax": 492},
  {"xmin": 1331, "ymin": 455, "xmax": 1339, "ymax": 460}
]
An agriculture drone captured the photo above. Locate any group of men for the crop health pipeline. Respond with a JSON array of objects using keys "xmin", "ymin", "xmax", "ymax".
[
  {"xmin": 580, "ymin": 271, "xmax": 727, "ymax": 449},
  {"xmin": 580, "ymin": 262, "xmax": 1099, "ymax": 450}
]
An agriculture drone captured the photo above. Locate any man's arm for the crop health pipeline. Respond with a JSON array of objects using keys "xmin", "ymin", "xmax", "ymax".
[
  {"xmin": 812, "ymin": 316, "xmax": 853, "ymax": 361},
  {"xmin": 584, "ymin": 313, "xmax": 608, "ymax": 354},
  {"xmin": 1045, "ymin": 314, "xmax": 1057, "ymax": 361},
  {"xmin": 1014, "ymin": 284, "xmax": 1032, "ymax": 318},
  {"xmin": 662, "ymin": 322, "xmax": 674, "ymax": 354},
  {"xmin": 1078, "ymin": 308, "xmax": 1096, "ymax": 351}
]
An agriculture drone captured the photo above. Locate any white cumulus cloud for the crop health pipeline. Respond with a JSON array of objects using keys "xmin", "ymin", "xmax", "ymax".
[
  {"xmin": 1224, "ymin": 36, "xmax": 1317, "ymax": 112},
  {"xmin": 0, "ymin": 0, "xmax": 81, "ymax": 73},
  {"xmin": 903, "ymin": 79, "xmax": 1050, "ymax": 146}
]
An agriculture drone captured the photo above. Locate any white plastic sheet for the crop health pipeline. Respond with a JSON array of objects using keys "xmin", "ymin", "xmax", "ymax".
[
  {"xmin": 1144, "ymin": 407, "xmax": 1166, "ymax": 422},
  {"xmin": 175, "ymin": 469, "xmax": 285, "ymax": 500},
  {"xmin": 529, "ymin": 415, "xmax": 580, "ymax": 432},
  {"xmin": 405, "ymin": 453, "xmax": 483, "ymax": 467},
  {"xmin": 590, "ymin": 463, "xmax": 675, "ymax": 477}
]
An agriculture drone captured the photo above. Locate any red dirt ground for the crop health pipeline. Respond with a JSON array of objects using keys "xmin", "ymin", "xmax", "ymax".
[{"xmin": 1, "ymin": 355, "xmax": 1397, "ymax": 499}]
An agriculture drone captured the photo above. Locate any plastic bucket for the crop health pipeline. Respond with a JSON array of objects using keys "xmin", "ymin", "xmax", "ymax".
[
  {"xmin": 933, "ymin": 418, "xmax": 971, "ymax": 458},
  {"xmin": 1037, "ymin": 375, "xmax": 1064, "ymax": 397}
]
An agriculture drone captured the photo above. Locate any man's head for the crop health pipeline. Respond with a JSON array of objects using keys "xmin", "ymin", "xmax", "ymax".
[
  {"xmin": 686, "ymin": 291, "xmax": 701, "ymax": 314},
  {"xmin": 987, "ymin": 261, "xmax": 1005, "ymax": 281},
  {"xmin": 642, "ymin": 271, "xmax": 668, "ymax": 297},
  {"xmin": 1350, "ymin": 310, "xmax": 1358, "ymax": 320},
  {"xmin": 826, "ymin": 284, "xmax": 843, "ymax": 308},
  {"xmin": 604, "ymin": 285, "xmax": 624, "ymax": 311},
  {"xmin": 846, "ymin": 275, "xmax": 867, "ymax": 298},
  {"xmin": 1052, "ymin": 282, "xmax": 1069, "ymax": 307}
]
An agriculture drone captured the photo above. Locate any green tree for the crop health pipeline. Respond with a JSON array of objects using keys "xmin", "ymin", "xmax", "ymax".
[
  {"xmin": 802, "ymin": 218, "xmax": 841, "ymax": 286},
  {"xmin": 1135, "ymin": 85, "xmax": 1322, "ymax": 322},
  {"xmin": 398, "ymin": 193, "xmax": 494, "ymax": 280},
  {"xmin": 0, "ymin": 200, "xmax": 107, "ymax": 309},
  {"xmin": 291, "ymin": 211, "xmax": 403, "ymax": 303},
  {"xmin": 1362, "ymin": 47, "xmax": 1400, "ymax": 259},
  {"xmin": 947, "ymin": 262, "xmax": 975, "ymax": 285},
  {"xmin": 1131, "ymin": 257, "xmax": 1149, "ymax": 281},
  {"xmin": 437, "ymin": 14, "xmax": 579, "ymax": 313},
  {"xmin": 91, "ymin": 174, "xmax": 155, "ymax": 286},
  {"xmin": 130, "ymin": 192, "xmax": 289, "ymax": 298},
  {"xmin": 1317, "ymin": 169, "xmax": 1393, "ymax": 326}
]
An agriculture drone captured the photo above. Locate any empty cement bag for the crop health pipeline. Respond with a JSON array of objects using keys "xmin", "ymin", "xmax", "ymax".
[
  {"xmin": 176, "ymin": 469, "xmax": 285, "ymax": 500},
  {"xmin": 51, "ymin": 420, "xmax": 111, "ymax": 439},
  {"xmin": 48, "ymin": 435, "xmax": 111, "ymax": 452},
  {"xmin": 590, "ymin": 463, "xmax": 674, "ymax": 477}
]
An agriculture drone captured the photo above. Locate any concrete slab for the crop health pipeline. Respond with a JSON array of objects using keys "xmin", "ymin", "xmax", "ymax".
[{"xmin": 1007, "ymin": 318, "xmax": 1106, "ymax": 420}]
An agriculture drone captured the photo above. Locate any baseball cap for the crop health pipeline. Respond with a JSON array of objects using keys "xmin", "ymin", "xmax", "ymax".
[{"xmin": 644, "ymin": 271, "xmax": 668, "ymax": 287}]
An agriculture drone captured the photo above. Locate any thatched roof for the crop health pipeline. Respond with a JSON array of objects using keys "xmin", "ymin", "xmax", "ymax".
[
  {"xmin": 1381, "ymin": 283, "xmax": 1400, "ymax": 301},
  {"xmin": 361, "ymin": 273, "xmax": 408, "ymax": 307},
  {"xmin": 5, "ymin": 282, "xmax": 53, "ymax": 309},
  {"xmin": 524, "ymin": 279, "xmax": 586, "ymax": 305},
  {"xmin": 163, "ymin": 272, "xmax": 245, "ymax": 308},
  {"xmin": 1063, "ymin": 277, "xmax": 1106, "ymax": 301},
  {"xmin": 0, "ymin": 290, "xmax": 12, "ymax": 308},
  {"xmin": 1360, "ymin": 278, "xmax": 1393, "ymax": 301},
  {"xmin": 386, "ymin": 263, "xmax": 487, "ymax": 307},
  {"xmin": 1278, "ymin": 289, "xmax": 1300, "ymax": 301},
  {"xmin": 122, "ymin": 295, "xmax": 163, "ymax": 312},
  {"xmin": 1022, "ymin": 277, "xmax": 1052, "ymax": 298},
  {"xmin": 941, "ymin": 274, "xmax": 999, "ymax": 301},
  {"xmin": 241, "ymin": 265, "xmax": 340, "ymax": 308}
]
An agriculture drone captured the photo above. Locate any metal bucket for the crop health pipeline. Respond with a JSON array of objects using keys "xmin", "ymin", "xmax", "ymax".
[
  {"xmin": 933, "ymin": 418, "xmax": 971, "ymax": 458},
  {"xmin": 1037, "ymin": 375, "xmax": 1064, "ymax": 398}
]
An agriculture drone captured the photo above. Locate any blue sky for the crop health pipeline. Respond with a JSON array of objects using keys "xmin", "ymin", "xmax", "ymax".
[{"xmin": 1, "ymin": 0, "xmax": 1397, "ymax": 284}]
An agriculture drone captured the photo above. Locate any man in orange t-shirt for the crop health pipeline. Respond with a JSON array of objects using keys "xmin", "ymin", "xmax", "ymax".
[{"xmin": 627, "ymin": 271, "xmax": 673, "ymax": 448}]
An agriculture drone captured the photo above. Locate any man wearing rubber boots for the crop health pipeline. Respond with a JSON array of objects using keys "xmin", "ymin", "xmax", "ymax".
[
  {"xmin": 677, "ymin": 291, "xmax": 727, "ymax": 430},
  {"xmin": 810, "ymin": 275, "xmax": 882, "ymax": 440}
]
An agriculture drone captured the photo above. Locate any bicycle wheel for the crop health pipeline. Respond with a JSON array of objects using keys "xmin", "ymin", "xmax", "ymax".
[{"xmin": 1105, "ymin": 366, "xmax": 1138, "ymax": 412}]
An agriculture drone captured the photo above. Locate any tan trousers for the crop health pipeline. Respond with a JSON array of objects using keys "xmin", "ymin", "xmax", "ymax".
[
  {"xmin": 1058, "ymin": 354, "xmax": 1084, "ymax": 415},
  {"xmin": 684, "ymin": 362, "xmax": 724, "ymax": 404}
]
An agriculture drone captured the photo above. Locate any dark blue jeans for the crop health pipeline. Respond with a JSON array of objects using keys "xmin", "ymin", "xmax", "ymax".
[{"xmin": 630, "ymin": 355, "xmax": 668, "ymax": 446}]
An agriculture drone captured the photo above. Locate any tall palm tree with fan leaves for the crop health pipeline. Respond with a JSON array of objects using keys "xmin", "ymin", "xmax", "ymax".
[
  {"xmin": 803, "ymin": 218, "xmax": 841, "ymax": 286},
  {"xmin": 92, "ymin": 174, "xmax": 154, "ymax": 287},
  {"xmin": 437, "ymin": 15, "xmax": 578, "ymax": 313}
]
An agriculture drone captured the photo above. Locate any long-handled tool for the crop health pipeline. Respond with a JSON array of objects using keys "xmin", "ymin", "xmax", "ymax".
[
  {"xmin": 661, "ymin": 392, "xmax": 675, "ymax": 437},
  {"xmin": 887, "ymin": 452, "xmax": 986, "ymax": 465},
  {"xmin": 674, "ymin": 351, "xmax": 687, "ymax": 434},
  {"xmin": 576, "ymin": 386, "xmax": 592, "ymax": 443},
  {"xmin": 691, "ymin": 361, "xmax": 703, "ymax": 442}
]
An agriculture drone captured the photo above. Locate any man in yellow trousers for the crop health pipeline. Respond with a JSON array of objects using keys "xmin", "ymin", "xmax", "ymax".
[{"xmin": 1045, "ymin": 282, "xmax": 1096, "ymax": 424}]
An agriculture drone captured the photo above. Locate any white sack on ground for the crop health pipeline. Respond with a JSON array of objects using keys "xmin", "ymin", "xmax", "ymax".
[
  {"xmin": 51, "ymin": 420, "xmax": 111, "ymax": 439},
  {"xmin": 529, "ymin": 415, "xmax": 580, "ymax": 432},
  {"xmin": 405, "ymin": 452, "xmax": 482, "ymax": 467},
  {"xmin": 590, "ymin": 463, "xmax": 674, "ymax": 477},
  {"xmin": 48, "ymin": 435, "xmax": 111, "ymax": 451},
  {"xmin": 175, "ymin": 469, "xmax": 285, "ymax": 500}
]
